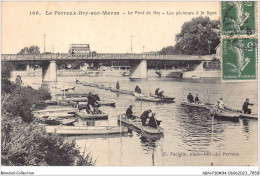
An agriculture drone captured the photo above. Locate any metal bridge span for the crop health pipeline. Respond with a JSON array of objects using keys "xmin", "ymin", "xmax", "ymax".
[{"xmin": 1, "ymin": 53, "xmax": 214, "ymax": 62}]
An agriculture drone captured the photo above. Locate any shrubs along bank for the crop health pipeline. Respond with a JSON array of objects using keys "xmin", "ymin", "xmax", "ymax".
[{"xmin": 1, "ymin": 63, "xmax": 95, "ymax": 166}]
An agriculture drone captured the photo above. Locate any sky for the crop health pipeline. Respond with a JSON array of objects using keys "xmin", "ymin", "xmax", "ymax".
[{"xmin": 2, "ymin": 1, "xmax": 219, "ymax": 54}]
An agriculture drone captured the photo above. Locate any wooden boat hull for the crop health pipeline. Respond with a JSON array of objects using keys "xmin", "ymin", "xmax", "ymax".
[
  {"xmin": 181, "ymin": 101, "xmax": 212, "ymax": 110},
  {"xmin": 213, "ymin": 111, "xmax": 239, "ymax": 122},
  {"xmin": 136, "ymin": 96, "xmax": 174, "ymax": 103},
  {"xmin": 43, "ymin": 125, "xmax": 128, "ymax": 135},
  {"xmin": 33, "ymin": 107, "xmax": 78, "ymax": 114},
  {"xmin": 76, "ymin": 111, "xmax": 108, "ymax": 120},
  {"xmin": 46, "ymin": 118, "xmax": 77, "ymax": 126},
  {"xmin": 150, "ymin": 94, "xmax": 175, "ymax": 101},
  {"xmin": 110, "ymin": 88, "xmax": 120, "ymax": 92},
  {"xmin": 239, "ymin": 113, "xmax": 258, "ymax": 119},
  {"xmin": 34, "ymin": 112, "xmax": 75, "ymax": 119},
  {"xmin": 120, "ymin": 90, "xmax": 135, "ymax": 95},
  {"xmin": 118, "ymin": 115, "xmax": 163, "ymax": 135}
]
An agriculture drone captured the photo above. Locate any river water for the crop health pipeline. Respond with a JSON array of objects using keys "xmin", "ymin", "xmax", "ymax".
[{"xmin": 11, "ymin": 71, "xmax": 258, "ymax": 166}]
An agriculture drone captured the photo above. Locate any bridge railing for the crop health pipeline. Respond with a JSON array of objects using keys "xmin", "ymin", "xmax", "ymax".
[{"xmin": 1, "ymin": 53, "xmax": 214, "ymax": 61}]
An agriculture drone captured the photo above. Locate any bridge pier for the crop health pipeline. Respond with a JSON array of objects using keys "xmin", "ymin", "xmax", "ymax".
[
  {"xmin": 42, "ymin": 61, "xmax": 57, "ymax": 82},
  {"xmin": 129, "ymin": 60, "xmax": 148, "ymax": 79}
]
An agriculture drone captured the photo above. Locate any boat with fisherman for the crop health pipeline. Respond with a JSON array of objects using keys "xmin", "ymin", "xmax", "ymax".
[
  {"xmin": 135, "ymin": 94, "xmax": 175, "ymax": 103},
  {"xmin": 42, "ymin": 125, "xmax": 128, "ymax": 135},
  {"xmin": 181, "ymin": 101, "xmax": 213, "ymax": 110},
  {"xmin": 117, "ymin": 115, "xmax": 163, "ymax": 135}
]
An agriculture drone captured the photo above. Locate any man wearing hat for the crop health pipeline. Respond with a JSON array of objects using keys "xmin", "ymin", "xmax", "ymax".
[
  {"xmin": 126, "ymin": 105, "xmax": 136, "ymax": 119},
  {"xmin": 140, "ymin": 109, "xmax": 152, "ymax": 126},
  {"xmin": 242, "ymin": 99, "xmax": 254, "ymax": 114}
]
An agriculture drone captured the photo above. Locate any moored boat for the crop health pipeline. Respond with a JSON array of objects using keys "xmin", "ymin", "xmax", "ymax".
[
  {"xmin": 76, "ymin": 111, "xmax": 108, "ymax": 120},
  {"xmin": 33, "ymin": 106, "xmax": 78, "ymax": 114},
  {"xmin": 43, "ymin": 125, "xmax": 128, "ymax": 135},
  {"xmin": 96, "ymin": 84, "xmax": 106, "ymax": 89},
  {"xmin": 119, "ymin": 89, "xmax": 135, "ymax": 95},
  {"xmin": 135, "ymin": 95, "xmax": 175, "ymax": 103},
  {"xmin": 118, "ymin": 115, "xmax": 163, "ymax": 135},
  {"xmin": 46, "ymin": 118, "xmax": 77, "ymax": 126},
  {"xmin": 110, "ymin": 88, "xmax": 120, "ymax": 92}
]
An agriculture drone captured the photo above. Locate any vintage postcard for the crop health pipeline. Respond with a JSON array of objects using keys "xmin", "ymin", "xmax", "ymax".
[{"xmin": 1, "ymin": 1, "xmax": 259, "ymax": 175}]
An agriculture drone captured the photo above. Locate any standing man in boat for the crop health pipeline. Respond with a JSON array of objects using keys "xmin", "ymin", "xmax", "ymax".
[
  {"xmin": 140, "ymin": 109, "xmax": 152, "ymax": 126},
  {"xmin": 116, "ymin": 81, "xmax": 120, "ymax": 90},
  {"xmin": 195, "ymin": 94, "xmax": 200, "ymax": 104},
  {"xmin": 242, "ymin": 99, "xmax": 254, "ymax": 114},
  {"xmin": 187, "ymin": 93, "xmax": 194, "ymax": 103},
  {"xmin": 135, "ymin": 85, "xmax": 142, "ymax": 94},
  {"xmin": 155, "ymin": 88, "xmax": 160, "ymax": 96},
  {"xmin": 126, "ymin": 105, "xmax": 136, "ymax": 119}
]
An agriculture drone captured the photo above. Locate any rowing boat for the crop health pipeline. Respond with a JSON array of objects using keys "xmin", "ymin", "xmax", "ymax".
[
  {"xmin": 150, "ymin": 94, "xmax": 175, "ymax": 101},
  {"xmin": 181, "ymin": 101, "xmax": 213, "ymax": 110},
  {"xmin": 96, "ymin": 84, "xmax": 106, "ymax": 89},
  {"xmin": 104, "ymin": 86, "xmax": 111, "ymax": 90},
  {"xmin": 34, "ymin": 112, "xmax": 75, "ymax": 119},
  {"xmin": 76, "ymin": 101, "xmax": 116, "ymax": 108},
  {"xmin": 63, "ymin": 97, "xmax": 89, "ymax": 102},
  {"xmin": 83, "ymin": 83, "xmax": 91, "ymax": 86},
  {"xmin": 120, "ymin": 89, "xmax": 135, "ymax": 95},
  {"xmin": 89, "ymin": 84, "xmax": 98, "ymax": 87},
  {"xmin": 43, "ymin": 125, "xmax": 128, "ymax": 135},
  {"xmin": 110, "ymin": 88, "xmax": 120, "ymax": 92},
  {"xmin": 46, "ymin": 118, "xmax": 77, "ymax": 126},
  {"xmin": 99, "ymin": 101, "xmax": 116, "ymax": 106},
  {"xmin": 135, "ymin": 95, "xmax": 175, "ymax": 103},
  {"xmin": 76, "ymin": 111, "xmax": 108, "ymax": 120},
  {"xmin": 118, "ymin": 115, "xmax": 163, "ymax": 135},
  {"xmin": 33, "ymin": 106, "xmax": 78, "ymax": 114}
]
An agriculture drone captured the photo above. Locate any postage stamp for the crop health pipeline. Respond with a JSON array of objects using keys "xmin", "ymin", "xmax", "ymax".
[
  {"xmin": 222, "ymin": 38, "xmax": 256, "ymax": 81},
  {"xmin": 221, "ymin": 1, "xmax": 256, "ymax": 36}
]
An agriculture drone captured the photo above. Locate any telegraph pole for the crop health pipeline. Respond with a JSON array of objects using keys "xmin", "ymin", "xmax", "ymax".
[
  {"xmin": 44, "ymin": 33, "xmax": 46, "ymax": 53},
  {"xmin": 52, "ymin": 45, "xmax": 54, "ymax": 53},
  {"xmin": 130, "ymin": 35, "xmax": 134, "ymax": 53},
  {"xmin": 143, "ymin": 46, "xmax": 145, "ymax": 53}
]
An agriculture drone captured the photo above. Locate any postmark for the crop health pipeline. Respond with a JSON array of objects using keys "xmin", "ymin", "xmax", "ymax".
[
  {"xmin": 222, "ymin": 38, "xmax": 256, "ymax": 81},
  {"xmin": 221, "ymin": 1, "xmax": 255, "ymax": 36}
]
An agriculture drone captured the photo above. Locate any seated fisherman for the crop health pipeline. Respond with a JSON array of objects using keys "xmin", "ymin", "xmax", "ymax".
[
  {"xmin": 126, "ymin": 105, "xmax": 136, "ymax": 119},
  {"xmin": 194, "ymin": 94, "xmax": 200, "ymax": 104},
  {"xmin": 135, "ymin": 85, "xmax": 142, "ymax": 94},
  {"xmin": 148, "ymin": 113, "xmax": 161, "ymax": 128},
  {"xmin": 158, "ymin": 91, "xmax": 164, "ymax": 99},
  {"xmin": 242, "ymin": 98, "xmax": 254, "ymax": 114},
  {"xmin": 187, "ymin": 93, "xmax": 194, "ymax": 103},
  {"xmin": 155, "ymin": 88, "xmax": 160, "ymax": 96},
  {"xmin": 140, "ymin": 109, "xmax": 152, "ymax": 126}
]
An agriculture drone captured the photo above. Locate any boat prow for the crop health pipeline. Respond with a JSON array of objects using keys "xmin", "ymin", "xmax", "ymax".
[{"xmin": 118, "ymin": 115, "xmax": 163, "ymax": 135}]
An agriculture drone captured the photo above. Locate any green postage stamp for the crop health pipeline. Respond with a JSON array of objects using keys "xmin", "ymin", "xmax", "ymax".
[
  {"xmin": 222, "ymin": 38, "xmax": 256, "ymax": 81},
  {"xmin": 221, "ymin": 1, "xmax": 256, "ymax": 36}
]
